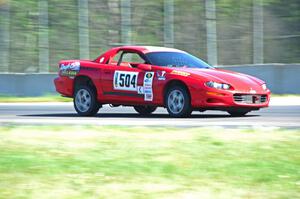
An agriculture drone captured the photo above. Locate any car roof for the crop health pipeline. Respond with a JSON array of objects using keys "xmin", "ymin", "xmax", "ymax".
[{"xmin": 112, "ymin": 46, "xmax": 186, "ymax": 54}]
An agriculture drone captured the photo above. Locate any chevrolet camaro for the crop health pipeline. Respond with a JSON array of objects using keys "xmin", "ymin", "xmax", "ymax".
[{"xmin": 54, "ymin": 46, "xmax": 271, "ymax": 117}]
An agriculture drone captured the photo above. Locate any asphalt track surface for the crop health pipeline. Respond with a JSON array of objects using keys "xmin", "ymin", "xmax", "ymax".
[{"xmin": 0, "ymin": 100, "xmax": 299, "ymax": 128}]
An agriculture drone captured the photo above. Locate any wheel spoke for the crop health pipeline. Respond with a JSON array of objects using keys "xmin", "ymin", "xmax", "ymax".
[
  {"xmin": 82, "ymin": 103, "xmax": 88, "ymax": 110},
  {"xmin": 170, "ymin": 94, "xmax": 174, "ymax": 100},
  {"xmin": 178, "ymin": 94, "xmax": 183, "ymax": 101},
  {"xmin": 169, "ymin": 103, "xmax": 174, "ymax": 111},
  {"xmin": 76, "ymin": 95, "xmax": 81, "ymax": 104}
]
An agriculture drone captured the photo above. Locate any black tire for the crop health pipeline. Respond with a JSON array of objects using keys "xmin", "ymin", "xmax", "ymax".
[
  {"xmin": 227, "ymin": 110, "xmax": 249, "ymax": 117},
  {"xmin": 134, "ymin": 106, "xmax": 157, "ymax": 116},
  {"xmin": 73, "ymin": 85, "xmax": 100, "ymax": 116},
  {"xmin": 165, "ymin": 86, "xmax": 192, "ymax": 118}
]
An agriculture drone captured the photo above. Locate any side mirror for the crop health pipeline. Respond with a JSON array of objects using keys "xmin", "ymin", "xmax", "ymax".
[{"xmin": 137, "ymin": 64, "xmax": 152, "ymax": 71}]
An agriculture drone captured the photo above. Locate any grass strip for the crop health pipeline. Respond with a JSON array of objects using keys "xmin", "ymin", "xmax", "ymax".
[
  {"xmin": 0, "ymin": 95, "xmax": 72, "ymax": 103},
  {"xmin": 0, "ymin": 125, "xmax": 299, "ymax": 198}
]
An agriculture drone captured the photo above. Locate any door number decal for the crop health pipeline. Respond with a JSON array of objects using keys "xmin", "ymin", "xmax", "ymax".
[{"xmin": 113, "ymin": 71, "xmax": 138, "ymax": 91}]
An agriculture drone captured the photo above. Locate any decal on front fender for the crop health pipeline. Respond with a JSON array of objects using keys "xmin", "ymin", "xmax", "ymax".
[
  {"xmin": 143, "ymin": 72, "xmax": 154, "ymax": 101},
  {"xmin": 170, "ymin": 70, "xmax": 190, "ymax": 77},
  {"xmin": 113, "ymin": 71, "xmax": 138, "ymax": 91},
  {"xmin": 156, "ymin": 70, "xmax": 166, "ymax": 80}
]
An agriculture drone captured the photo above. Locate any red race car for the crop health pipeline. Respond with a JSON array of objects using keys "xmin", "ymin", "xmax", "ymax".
[{"xmin": 54, "ymin": 46, "xmax": 270, "ymax": 117}]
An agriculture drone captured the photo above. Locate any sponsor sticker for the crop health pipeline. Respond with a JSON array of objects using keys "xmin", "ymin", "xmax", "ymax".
[
  {"xmin": 146, "ymin": 73, "xmax": 153, "ymax": 79},
  {"xmin": 156, "ymin": 71, "xmax": 166, "ymax": 80},
  {"xmin": 143, "ymin": 72, "xmax": 154, "ymax": 101},
  {"xmin": 144, "ymin": 89, "xmax": 152, "ymax": 94},
  {"xmin": 113, "ymin": 71, "xmax": 138, "ymax": 91},
  {"xmin": 144, "ymin": 78, "xmax": 152, "ymax": 84},
  {"xmin": 137, "ymin": 86, "xmax": 144, "ymax": 94},
  {"xmin": 60, "ymin": 61, "xmax": 80, "ymax": 77},
  {"xmin": 99, "ymin": 57, "xmax": 105, "ymax": 63},
  {"xmin": 170, "ymin": 70, "xmax": 190, "ymax": 77},
  {"xmin": 145, "ymin": 94, "xmax": 153, "ymax": 101}
]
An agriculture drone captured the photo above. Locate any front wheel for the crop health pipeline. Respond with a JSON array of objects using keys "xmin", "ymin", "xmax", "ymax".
[
  {"xmin": 134, "ymin": 106, "xmax": 157, "ymax": 116},
  {"xmin": 165, "ymin": 86, "xmax": 192, "ymax": 117},
  {"xmin": 227, "ymin": 110, "xmax": 249, "ymax": 117},
  {"xmin": 74, "ymin": 85, "xmax": 100, "ymax": 116}
]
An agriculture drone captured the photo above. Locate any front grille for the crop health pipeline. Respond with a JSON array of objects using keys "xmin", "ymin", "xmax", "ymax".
[
  {"xmin": 233, "ymin": 94, "xmax": 267, "ymax": 104},
  {"xmin": 260, "ymin": 95, "xmax": 267, "ymax": 103}
]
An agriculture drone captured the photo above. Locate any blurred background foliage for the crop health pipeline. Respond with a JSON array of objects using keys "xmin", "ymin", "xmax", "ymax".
[{"xmin": 0, "ymin": 0, "xmax": 299, "ymax": 72}]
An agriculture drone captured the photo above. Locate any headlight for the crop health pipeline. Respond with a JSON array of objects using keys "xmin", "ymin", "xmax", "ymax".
[
  {"xmin": 262, "ymin": 83, "xmax": 267, "ymax": 90},
  {"xmin": 205, "ymin": 81, "xmax": 231, "ymax": 90}
]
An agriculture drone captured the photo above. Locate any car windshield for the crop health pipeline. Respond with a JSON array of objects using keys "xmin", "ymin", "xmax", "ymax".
[{"xmin": 145, "ymin": 52, "xmax": 213, "ymax": 69}]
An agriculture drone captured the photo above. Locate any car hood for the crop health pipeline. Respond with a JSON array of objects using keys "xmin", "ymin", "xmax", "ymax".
[{"xmin": 171, "ymin": 67, "xmax": 265, "ymax": 93}]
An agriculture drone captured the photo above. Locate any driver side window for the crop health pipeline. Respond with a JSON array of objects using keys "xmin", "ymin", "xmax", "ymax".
[{"xmin": 109, "ymin": 51, "xmax": 145, "ymax": 67}]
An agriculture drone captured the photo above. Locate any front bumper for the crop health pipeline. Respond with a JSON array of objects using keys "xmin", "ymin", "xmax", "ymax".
[{"xmin": 192, "ymin": 89, "xmax": 271, "ymax": 110}]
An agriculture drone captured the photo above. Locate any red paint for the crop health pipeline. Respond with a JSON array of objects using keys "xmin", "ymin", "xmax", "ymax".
[{"xmin": 54, "ymin": 46, "xmax": 271, "ymax": 111}]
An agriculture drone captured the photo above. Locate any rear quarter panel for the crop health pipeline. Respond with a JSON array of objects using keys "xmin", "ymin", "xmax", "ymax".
[{"xmin": 55, "ymin": 60, "xmax": 103, "ymax": 99}]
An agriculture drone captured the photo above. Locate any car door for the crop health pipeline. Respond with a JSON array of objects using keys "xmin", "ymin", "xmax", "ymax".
[{"xmin": 101, "ymin": 50, "xmax": 149, "ymax": 104}]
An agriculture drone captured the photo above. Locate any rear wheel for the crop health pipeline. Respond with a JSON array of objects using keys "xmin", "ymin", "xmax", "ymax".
[
  {"xmin": 74, "ymin": 85, "xmax": 100, "ymax": 116},
  {"xmin": 227, "ymin": 110, "xmax": 249, "ymax": 117},
  {"xmin": 165, "ymin": 86, "xmax": 192, "ymax": 117},
  {"xmin": 134, "ymin": 106, "xmax": 157, "ymax": 116}
]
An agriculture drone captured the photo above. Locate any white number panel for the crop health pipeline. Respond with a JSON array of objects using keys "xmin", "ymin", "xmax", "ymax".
[{"xmin": 113, "ymin": 71, "xmax": 138, "ymax": 91}]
